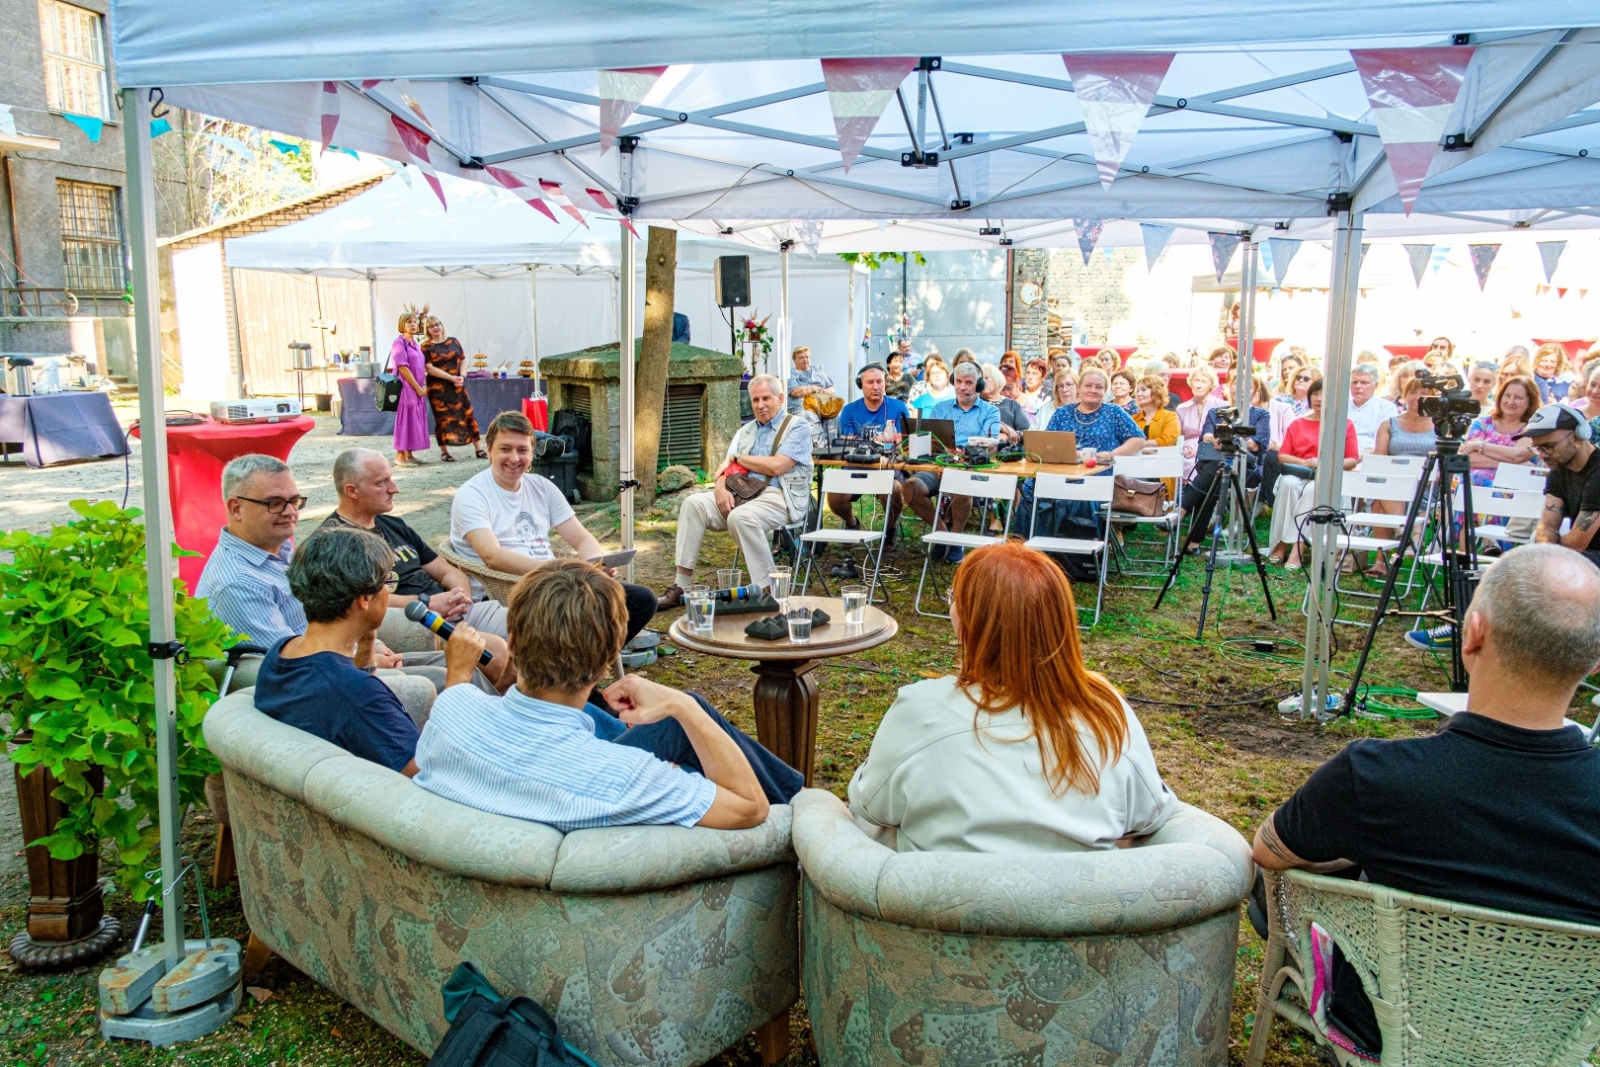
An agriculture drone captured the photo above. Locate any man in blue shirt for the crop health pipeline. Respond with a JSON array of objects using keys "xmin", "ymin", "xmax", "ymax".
[
  {"xmin": 829, "ymin": 363, "xmax": 910, "ymax": 536},
  {"xmin": 417, "ymin": 559, "xmax": 802, "ymax": 831},
  {"xmin": 253, "ymin": 527, "xmax": 487, "ymax": 774},
  {"xmin": 904, "ymin": 361, "xmax": 1002, "ymax": 561}
]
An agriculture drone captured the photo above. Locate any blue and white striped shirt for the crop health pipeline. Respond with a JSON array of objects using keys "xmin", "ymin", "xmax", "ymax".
[
  {"xmin": 194, "ymin": 528, "xmax": 306, "ymax": 644},
  {"xmin": 413, "ymin": 686, "xmax": 718, "ymax": 832}
]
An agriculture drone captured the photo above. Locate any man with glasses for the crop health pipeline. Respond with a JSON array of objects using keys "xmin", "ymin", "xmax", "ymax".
[{"xmin": 1524, "ymin": 404, "xmax": 1600, "ymax": 568}]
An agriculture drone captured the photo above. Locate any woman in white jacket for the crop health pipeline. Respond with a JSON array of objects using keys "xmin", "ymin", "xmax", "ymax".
[{"xmin": 848, "ymin": 541, "xmax": 1178, "ymax": 853}]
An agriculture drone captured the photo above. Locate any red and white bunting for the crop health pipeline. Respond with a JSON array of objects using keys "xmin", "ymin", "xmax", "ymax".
[
  {"xmin": 820, "ymin": 57, "xmax": 919, "ymax": 171},
  {"xmin": 539, "ymin": 180, "xmax": 587, "ymax": 226},
  {"xmin": 389, "ymin": 116, "xmax": 446, "ymax": 210},
  {"xmin": 360, "ymin": 79, "xmax": 382, "ymax": 91},
  {"xmin": 1061, "ymin": 52, "xmax": 1174, "ymax": 188},
  {"xmin": 319, "ymin": 81, "xmax": 340, "ymax": 153},
  {"xmin": 483, "ymin": 166, "xmax": 558, "ymax": 223},
  {"xmin": 574, "ymin": 187, "xmax": 638, "ymax": 236},
  {"xmin": 1350, "ymin": 47, "xmax": 1474, "ymax": 215},
  {"xmin": 599, "ymin": 67, "xmax": 667, "ymax": 153}
]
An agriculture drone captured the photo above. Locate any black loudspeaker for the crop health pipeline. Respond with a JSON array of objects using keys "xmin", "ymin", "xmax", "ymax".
[{"xmin": 714, "ymin": 255, "xmax": 751, "ymax": 308}]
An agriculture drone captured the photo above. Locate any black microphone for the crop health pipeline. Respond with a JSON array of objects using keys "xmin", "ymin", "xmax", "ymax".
[{"xmin": 402, "ymin": 600, "xmax": 493, "ymax": 665}]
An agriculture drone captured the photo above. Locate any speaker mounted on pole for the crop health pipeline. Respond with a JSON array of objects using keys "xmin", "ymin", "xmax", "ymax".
[{"xmin": 714, "ymin": 256, "xmax": 751, "ymax": 308}]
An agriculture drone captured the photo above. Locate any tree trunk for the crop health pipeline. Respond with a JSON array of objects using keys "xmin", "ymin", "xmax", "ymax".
[{"xmin": 636, "ymin": 226, "xmax": 677, "ymax": 506}]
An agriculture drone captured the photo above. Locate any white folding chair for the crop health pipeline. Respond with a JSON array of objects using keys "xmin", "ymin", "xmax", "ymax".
[
  {"xmin": 800, "ymin": 468, "xmax": 896, "ymax": 603},
  {"xmin": 1356, "ymin": 454, "xmax": 1427, "ymax": 479},
  {"xmin": 914, "ymin": 468, "xmax": 1019, "ymax": 618},
  {"xmin": 1343, "ymin": 465, "xmax": 1421, "ymax": 533},
  {"xmin": 1304, "ymin": 471, "xmax": 1417, "ymax": 623},
  {"xmin": 1137, "ymin": 444, "xmax": 1182, "ymax": 457},
  {"xmin": 1108, "ymin": 452, "xmax": 1184, "ymax": 586},
  {"xmin": 1491, "ymin": 462, "xmax": 1549, "ymax": 492},
  {"xmin": 1025, "ymin": 473, "xmax": 1115, "ymax": 625},
  {"xmin": 1468, "ymin": 483, "xmax": 1545, "ymax": 546}
]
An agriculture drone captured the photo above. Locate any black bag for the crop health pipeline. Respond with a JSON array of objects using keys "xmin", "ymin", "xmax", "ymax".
[
  {"xmin": 375, "ymin": 373, "xmax": 403, "ymax": 412},
  {"xmin": 550, "ymin": 410, "xmax": 591, "ymax": 466},
  {"xmin": 429, "ymin": 962, "xmax": 598, "ymax": 1067}
]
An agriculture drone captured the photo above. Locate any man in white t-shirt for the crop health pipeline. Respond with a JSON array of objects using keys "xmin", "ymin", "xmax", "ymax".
[
  {"xmin": 450, "ymin": 411, "xmax": 657, "ymax": 645},
  {"xmin": 1348, "ymin": 364, "xmax": 1397, "ymax": 456}
]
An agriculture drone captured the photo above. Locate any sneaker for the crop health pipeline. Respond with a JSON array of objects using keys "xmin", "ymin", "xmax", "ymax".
[
  {"xmin": 830, "ymin": 559, "xmax": 862, "ymax": 580},
  {"xmin": 945, "ymin": 546, "xmax": 966, "ymax": 565},
  {"xmin": 1404, "ymin": 623, "xmax": 1454, "ymax": 651}
]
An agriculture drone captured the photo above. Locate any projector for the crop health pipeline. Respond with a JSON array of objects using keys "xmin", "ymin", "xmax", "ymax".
[{"xmin": 210, "ymin": 398, "xmax": 302, "ymax": 424}]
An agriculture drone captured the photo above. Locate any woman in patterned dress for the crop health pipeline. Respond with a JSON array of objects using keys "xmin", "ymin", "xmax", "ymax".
[
  {"xmin": 421, "ymin": 316, "xmax": 484, "ymax": 462},
  {"xmin": 390, "ymin": 313, "xmax": 431, "ymax": 466}
]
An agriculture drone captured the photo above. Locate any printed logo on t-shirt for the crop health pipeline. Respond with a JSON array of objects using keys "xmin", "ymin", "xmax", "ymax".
[{"xmin": 515, "ymin": 511, "xmax": 554, "ymax": 560}]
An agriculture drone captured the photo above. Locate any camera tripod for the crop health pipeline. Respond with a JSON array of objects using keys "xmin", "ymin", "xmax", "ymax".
[
  {"xmin": 1153, "ymin": 437, "xmax": 1277, "ymax": 638},
  {"xmin": 1343, "ymin": 433, "xmax": 1480, "ymax": 711}
]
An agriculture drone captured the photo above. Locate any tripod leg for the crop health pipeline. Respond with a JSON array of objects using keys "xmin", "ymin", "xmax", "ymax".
[
  {"xmin": 1153, "ymin": 462, "xmax": 1224, "ymax": 610},
  {"xmin": 1193, "ymin": 457, "xmax": 1237, "ymax": 638},
  {"xmin": 1232, "ymin": 469, "xmax": 1277, "ymax": 619}
]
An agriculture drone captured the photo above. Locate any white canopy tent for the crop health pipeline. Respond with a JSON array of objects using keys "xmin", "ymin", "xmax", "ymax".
[{"xmin": 107, "ymin": 0, "xmax": 1600, "ymax": 983}]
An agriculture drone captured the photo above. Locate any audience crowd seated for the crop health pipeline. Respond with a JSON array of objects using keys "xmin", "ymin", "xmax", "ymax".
[
  {"xmin": 1266, "ymin": 378, "xmax": 1359, "ymax": 570},
  {"xmin": 829, "ymin": 363, "xmax": 907, "ymax": 537},
  {"xmin": 849, "ymin": 542, "xmax": 1177, "ymax": 852},
  {"xmin": 450, "ymin": 411, "xmax": 657, "ymax": 646},
  {"xmin": 1253, "ymin": 544, "xmax": 1600, "ymax": 1060}
]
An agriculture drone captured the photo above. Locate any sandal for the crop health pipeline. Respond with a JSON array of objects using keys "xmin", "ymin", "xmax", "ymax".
[
  {"xmin": 441, "ymin": 452, "xmax": 457, "ymax": 462},
  {"xmin": 475, "ymin": 450, "xmax": 487, "ymax": 459}
]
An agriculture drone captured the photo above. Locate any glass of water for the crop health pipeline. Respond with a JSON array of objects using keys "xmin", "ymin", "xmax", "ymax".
[
  {"xmin": 686, "ymin": 585, "xmax": 715, "ymax": 635},
  {"xmin": 768, "ymin": 566, "xmax": 793, "ymax": 611},
  {"xmin": 841, "ymin": 584, "xmax": 869, "ymax": 627},
  {"xmin": 786, "ymin": 607, "xmax": 813, "ymax": 644},
  {"xmin": 716, "ymin": 568, "xmax": 744, "ymax": 592}
]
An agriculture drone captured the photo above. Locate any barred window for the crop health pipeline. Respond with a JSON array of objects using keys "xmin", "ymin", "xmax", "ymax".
[
  {"xmin": 38, "ymin": 1, "xmax": 111, "ymax": 120},
  {"xmin": 57, "ymin": 180, "xmax": 125, "ymax": 292}
]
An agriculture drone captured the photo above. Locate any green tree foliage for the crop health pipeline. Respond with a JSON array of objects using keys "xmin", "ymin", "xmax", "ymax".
[
  {"xmin": 835, "ymin": 251, "xmax": 928, "ymax": 271},
  {"xmin": 0, "ymin": 501, "xmax": 231, "ymax": 900}
]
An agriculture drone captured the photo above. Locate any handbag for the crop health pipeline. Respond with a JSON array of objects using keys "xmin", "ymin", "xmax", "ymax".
[
  {"xmin": 1112, "ymin": 474, "xmax": 1169, "ymax": 517},
  {"xmin": 724, "ymin": 414, "xmax": 796, "ymax": 509},
  {"xmin": 375, "ymin": 342, "xmax": 402, "ymax": 413},
  {"xmin": 804, "ymin": 392, "xmax": 844, "ymax": 419}
]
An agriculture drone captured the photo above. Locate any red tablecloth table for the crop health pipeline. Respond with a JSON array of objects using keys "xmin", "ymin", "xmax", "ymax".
[
  {"xmin": 131, "ymin": 415, "xmax": 314, "ymax": 593},
  {"xmin": 1074, "ymin": 345, "xmax": 1140, "ymax": 367},
  {"xmin": 1531, "ymin": 338, "xmax": 1597, "ymax": 361},
  {"xmin": 1383, "ymin": 344, "xmax": 1432, "ymax": 361},
  {"xmin": 1225, "ymin": 336, "xmax": 1285, "ymax": 363}
]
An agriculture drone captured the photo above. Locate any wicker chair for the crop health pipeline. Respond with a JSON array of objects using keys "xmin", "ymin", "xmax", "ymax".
[
  {"xmin": 1245, "ymin": 869, "xmax": 1600, "ymax": 1067},
  {"xmin": 433, "ymin": 536, "xmax": 520, "ymax": 604}
]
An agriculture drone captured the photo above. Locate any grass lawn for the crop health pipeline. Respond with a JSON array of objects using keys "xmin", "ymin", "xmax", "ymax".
[{"xmin": 1, "ymin": 507, "xmax": 1498, "ymax": 1067}]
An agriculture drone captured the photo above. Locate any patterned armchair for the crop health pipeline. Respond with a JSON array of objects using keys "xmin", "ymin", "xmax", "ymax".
[
  {"xmin": 792, "ymin": 788, "xmax": 1252, "ymax": 1067},
  {"xmin": 202, "ymin": 690, "xmax": 799, "ymax": 1066}
]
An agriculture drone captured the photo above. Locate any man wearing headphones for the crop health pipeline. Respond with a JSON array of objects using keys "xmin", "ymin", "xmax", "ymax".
[
  {"xmin": 830, "ymin": 363, "xmax": 910, "ymax": 537},
  {"xmin": 1526, "ymin": 404, "xmax": 1600, "ymax": 568}
]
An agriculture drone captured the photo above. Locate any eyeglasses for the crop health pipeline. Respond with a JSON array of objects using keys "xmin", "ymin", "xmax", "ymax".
[
  {"xmin": 1295, "ymin": 374, "xmax": 1314, "ymax": 382},
  {"xmin": 1531, "ymin": 432, "xmax": 1573, "ymax": 453},
  {"xmin": 235, "ymin": 494, "xmax": 307, "ymax": 514}
]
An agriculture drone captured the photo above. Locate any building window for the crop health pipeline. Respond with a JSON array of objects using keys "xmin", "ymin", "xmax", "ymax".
[
  {"xmin": 57, "ymin": 180, "xmax": 125, "ymax": 292},
  {"xmin": 38, "ymin": 1, "xmax": 111, "ymax": 120}
]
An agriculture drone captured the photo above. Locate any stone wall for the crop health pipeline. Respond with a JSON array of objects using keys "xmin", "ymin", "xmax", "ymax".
[
  {"xmin": 1046, "ymin": 248, "xmax": 1143, "ymax": 351},
  {"xmin": 1008, "ymin": 249, "xmax": 1049, "ymax": 362}
]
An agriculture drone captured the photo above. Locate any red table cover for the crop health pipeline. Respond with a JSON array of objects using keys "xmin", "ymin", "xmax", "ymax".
[{"xmin": 131, "ymin": 415, "xmax": 314, "ymax": 593}]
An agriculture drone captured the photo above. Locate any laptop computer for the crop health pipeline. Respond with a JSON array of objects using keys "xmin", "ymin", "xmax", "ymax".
[
  {"xmin": 905, "ymin": 417, "xmax": 957, "ymax": 453},
  {"xmin": 1023, "ymin": 429, "xmax": 1077, "ymax": 464}
]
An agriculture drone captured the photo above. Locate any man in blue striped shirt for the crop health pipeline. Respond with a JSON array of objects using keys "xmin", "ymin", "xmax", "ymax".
[{"xmin": 415, "ymin": 559, "xmax": 801, "ymax": 831}]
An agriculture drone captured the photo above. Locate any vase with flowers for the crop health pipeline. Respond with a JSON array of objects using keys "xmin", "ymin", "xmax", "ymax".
[{"xmin": 740, "ymin": 313, "xmax": 773, "ymax": 375}]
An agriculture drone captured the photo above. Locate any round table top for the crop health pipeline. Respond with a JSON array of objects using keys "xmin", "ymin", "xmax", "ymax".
[{"xmin": 667, "ymin": 595, "xmax": 898, "ymax": 662}]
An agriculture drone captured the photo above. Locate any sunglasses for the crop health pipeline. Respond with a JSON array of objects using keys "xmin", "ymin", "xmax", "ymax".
[
  {"xmin": 1295, "ymin": 374, "xmax": 1314, "ymax": 382},
  {"xmin": 235, "ymin": 494, "xmax": 306, "ymax": 514}
]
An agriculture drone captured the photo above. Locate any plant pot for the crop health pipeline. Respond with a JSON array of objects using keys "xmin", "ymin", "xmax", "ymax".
[{"xmin": 9, "ymin": 737, "xmax": 121, "ymax": 970}]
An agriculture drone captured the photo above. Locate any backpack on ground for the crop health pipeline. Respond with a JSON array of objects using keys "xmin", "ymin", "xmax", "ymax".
[{"xmin": 428, "ymin": 961, "xmax": 600, "ymax": 1067}]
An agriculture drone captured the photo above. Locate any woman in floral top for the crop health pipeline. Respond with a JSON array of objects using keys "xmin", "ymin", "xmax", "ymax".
[{"xmin": 1461, "ymin": 376, "xmax": 1536, "ymax": 488}]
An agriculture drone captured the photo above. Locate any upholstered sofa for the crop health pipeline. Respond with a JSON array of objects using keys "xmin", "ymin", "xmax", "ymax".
[
  {"xmin": 792, "ymin": 789, "xmax": 1253, "ymax": 1067},
  {"xmin": 203, "ymin": 689, "xmax": 799, "ymax": 1065}
]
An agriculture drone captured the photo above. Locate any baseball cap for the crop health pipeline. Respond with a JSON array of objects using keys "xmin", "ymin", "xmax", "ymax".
[{"xmin": 1513, "ymin": 403, "xmax": 1589, "ymax": 440}]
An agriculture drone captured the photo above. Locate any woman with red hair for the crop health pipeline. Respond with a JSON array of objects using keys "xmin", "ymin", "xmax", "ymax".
[{"xmin": 848, "ymin": 542, "xmax": 1177, "ymax": 853}]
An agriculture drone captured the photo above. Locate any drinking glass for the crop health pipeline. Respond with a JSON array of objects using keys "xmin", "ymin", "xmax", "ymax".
[
  {"xmin": 716, "ymin": 568, "xmax": 744, "ymax": 592},
  {"xmin": 768, "ymin": 566, "xmax": 793, "ymax": 611},
  {"xmin": 841, "ymin": 584, "xmax": 869, "ymax": 627},
  {"xmin": 686, "ymin": 585, "xmax": 715, "ymax": 635},
  {"xmin": 786, "ymin": 607, "xmax": 813, "ymax": 644}
]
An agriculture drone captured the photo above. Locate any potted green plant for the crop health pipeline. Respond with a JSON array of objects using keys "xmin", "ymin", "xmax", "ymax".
[{"xmin": 0, "ymin": 500, "xmax": 229, "ymax": 969}]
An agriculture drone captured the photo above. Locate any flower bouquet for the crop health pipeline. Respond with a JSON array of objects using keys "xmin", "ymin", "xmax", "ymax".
[{"xmin": 741, "ymin": 313, "xmax": 773, "ymax": 373}]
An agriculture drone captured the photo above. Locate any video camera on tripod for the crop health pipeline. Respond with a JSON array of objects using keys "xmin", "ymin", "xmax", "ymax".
[
  {"xmin": 1208, "ymin": 419, "xmax": 1256, "ymax": 454},
  {"xmin": 1415, "ymin": 371, "xmax": 1481, "ymax": 437}
]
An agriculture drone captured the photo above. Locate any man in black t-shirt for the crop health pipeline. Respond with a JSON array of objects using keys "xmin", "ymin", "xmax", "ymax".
[
  {"xmin": 1253, "ymin": 544, "xmax": 1600, "ymax": 1058},
  {"xmin": 1520, "ymin": 403, "xmax": 1600, "ymax": 569}
]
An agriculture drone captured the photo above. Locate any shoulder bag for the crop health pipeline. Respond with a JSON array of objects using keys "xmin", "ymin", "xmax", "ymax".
[
  {"xmin": 375, "ymin": 340, "xmax": 403, "ymax": 413},
  {"xmin": 1112, "ymin": 474, "xmax": 1169, "ymax": 517},
  {"xmin": 724, "ymin": 414, "xmax": 796, "ymax": 508}
]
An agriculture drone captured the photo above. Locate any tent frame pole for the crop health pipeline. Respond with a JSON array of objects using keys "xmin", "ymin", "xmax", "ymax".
[
  {"xmin": 778, "ymin": 240, "xmax": 792, "ymax": 383},
  {"xmin": 123, "ymin": 87, "xmax": 184, "ymax": 966},
  {"xmin": 1300, "ymin": 208, "xmax": 1363, "ymax": 719},
  {"xmin": 1222, "ymin": 236, "xmax": 1257, "ymax": 558},
  {"xmin": 618, "ymin": 224, "xmax": 636, "ymax": 582}
]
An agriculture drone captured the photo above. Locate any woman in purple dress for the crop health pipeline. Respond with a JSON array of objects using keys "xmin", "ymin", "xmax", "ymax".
[{"xmin": 390, "ymin": 313, "xmax": 431, "ymax": 465}]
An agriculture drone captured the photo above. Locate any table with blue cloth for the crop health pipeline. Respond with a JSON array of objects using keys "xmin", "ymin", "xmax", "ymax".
[
  {"xmin": 337, "ymin": 376, "xmax": 543, "ymax": 437},
  {"xmin": 0, "ymin": 391, "xmax": 129, "ymax": 467}
]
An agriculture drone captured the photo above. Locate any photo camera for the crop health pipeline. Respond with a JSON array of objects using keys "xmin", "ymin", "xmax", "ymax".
[{"xmin": 1416, "ymin": 370, "xmax": 1480, "ymax": 436}]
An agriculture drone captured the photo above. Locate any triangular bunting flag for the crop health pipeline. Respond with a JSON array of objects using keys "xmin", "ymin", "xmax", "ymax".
[
  {"xmin": 1061, "ymin": 52, "xmax": 1174, "ymax": 187},
  {"xmin": 267, "ymin": 138, "xmax": 301, "ymax": 157},
  {"xmin": 1468, "ymin": 243, "xmax": 1499, "ymax": 290},
  {"xmin": 538, "ymin": 180, "xmax": 587, "ymax": 226},
  {"xmin": 1074, "ymin": 219, "xmax": 1104, "ymax": 265},
  {"xmin": 820, "ymin": 57, "xmax": 919, "ymax": 171},
  {"xmin": 1537, "ymin": 240, "xmax": 1567, "ymax": 284},
  {"xmin": 149, "ymin": 117, "xmax": 172, "ymax": 138},
  {"xmin": 61, "ymin": 112, "xmax": 103, "ymax": 143},
  {"xmin": 381, "ymin": 158, "xmax": 413, "ymax": 187},
  {"xmin": 1582, "ymin": 289, "xmax": 1590, "ymax": 298},
  {"xmin": 570, "ymin": 187, "xmax": 639, "ymax": 236},
  {"xmin": 599, "ymin": 67, "xmax": 668, "ymax": 153},
  {"xmin": 1257, "ymin": 241, "xmax": 1273, "ymax": 280},
  {"xmin": 1431, "ymin": 244, "xmax": 1449, "ymax": 273},
  {"xmin": 1267, "ymin": 238, "xmax": 1302, "ymax": 288},
  {"xmin": 389, "ymin": 116, "xmax": 446, "ymax": 209},
  {"xmin": 1558, "ymin": 287, "xmax": 1569, "ymax": 298},
  {"xmin": 1349, "ymin": 47, "xmax": 1474, "ymax": 214},
  {"xmin": 320, "ymin": 81, "xmax": 341, "ymax": 152},
  {"xmin": 1140, "ymin": 223, "xmax": 1174, "ymax": 269},
  {"xmin": 360, "ymin": 79, "xmax": 382, "ymax": 91},
  {"xmin": 483, "ymin": 166, "xmax": 560, "ymax": 223},
  {"xmin": 1208, "ymin": 232, "xmax": 1241, "ymax": 282},
  {"xmin": 1359, "ymin": 242, "xmax": 1372, "ymax": 273},
  {"xmin": 1403, "ymin": 243, "xmax": 1432, "ymax": 287},
  {"xmin": 792, "ymin": 219, "xmax": 824, "ymax": 255}
]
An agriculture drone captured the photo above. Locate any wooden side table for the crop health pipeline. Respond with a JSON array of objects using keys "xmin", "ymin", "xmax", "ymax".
[{"xmin": 667, "ymin": 596, "xmax": 897, "ymax": 784}]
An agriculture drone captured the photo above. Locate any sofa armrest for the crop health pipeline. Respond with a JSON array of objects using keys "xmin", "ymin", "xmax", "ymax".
[
  {"xmin": 204, "ymin": 689, "xmax": 348, "ymax": 804},
  {"xmin": 790, "ymin": 789, "xmax": 892, "ymax": 921},
  {"xmin": 551, "ymin": 806, "xmax": 795, "ymax": 893}
]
